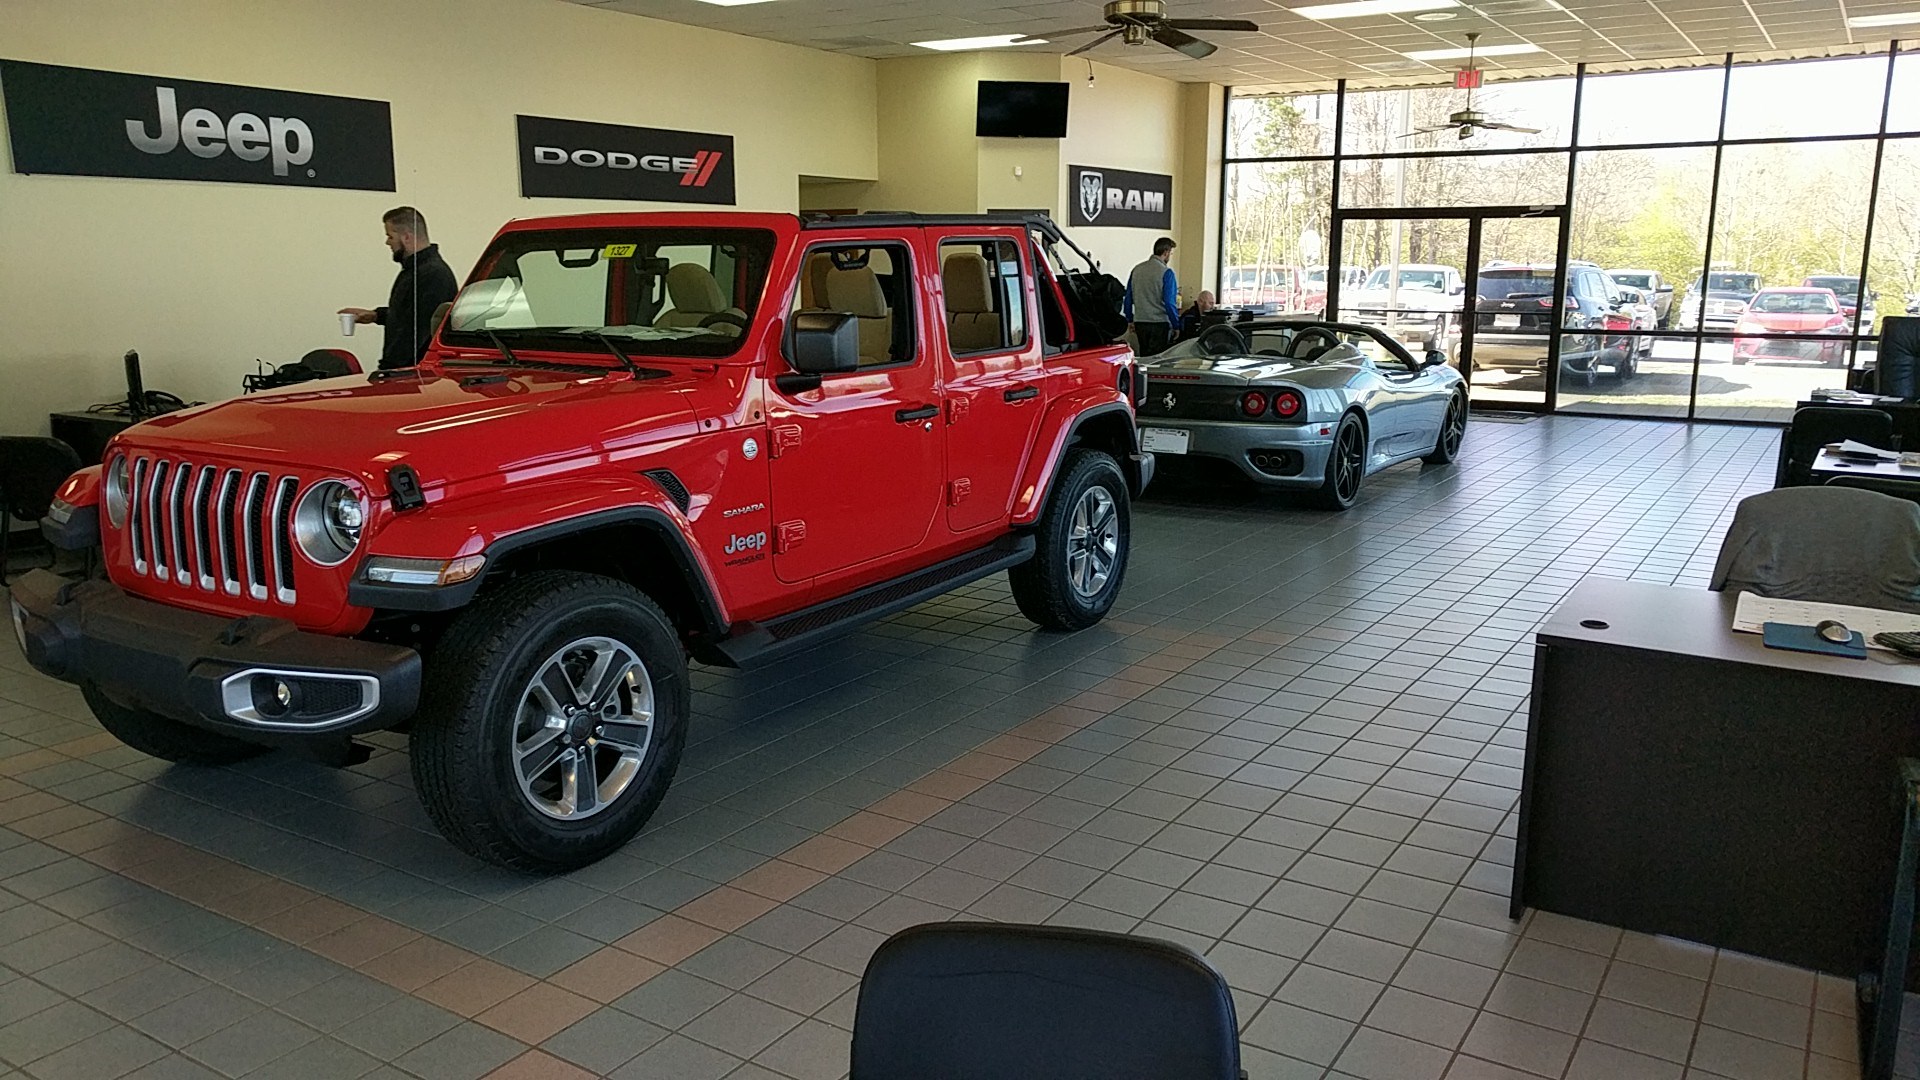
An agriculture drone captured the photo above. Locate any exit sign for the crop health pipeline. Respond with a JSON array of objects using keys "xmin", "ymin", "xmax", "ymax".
[{"xmin": 1455, "ymin": 68, "xmax": 1483, "ymax": 89}]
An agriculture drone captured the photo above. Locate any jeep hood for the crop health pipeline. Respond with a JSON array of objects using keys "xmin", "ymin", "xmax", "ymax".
[{"xmin": 115, "ymin": 366, "xmax": 702, "ymax": 486}]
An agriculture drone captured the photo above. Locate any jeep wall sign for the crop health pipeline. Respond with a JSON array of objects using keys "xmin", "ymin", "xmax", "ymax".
[
  {"xmin": 0, "ymin": 60, "xmax": 395, "ymax": 191},
  {"xmin": 1069, "ymin": 165, "xmax": 1173, "ymax": 230},
  {"xmin": 516, "ymin": 115, "xmax": 735, "ymax": 205}
]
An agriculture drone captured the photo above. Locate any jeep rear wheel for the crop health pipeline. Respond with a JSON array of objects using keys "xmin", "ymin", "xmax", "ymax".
[
  {"xmin": 1009, "ymin": 448, "xmax": 1130, "ymax": 631},
  {"xmin": 81, "ymin": 683, "xmax": 267, "ymax": 765},
  {"xmin": 411, "ymin": 571, "xmax": 687, "ymax": 872}
]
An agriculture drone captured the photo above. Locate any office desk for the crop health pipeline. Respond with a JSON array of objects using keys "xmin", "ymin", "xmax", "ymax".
[
  {"xmin": 1797, "ymin": 398, "xmax": 1920, "ymax": 447},
  {"xmin": 1812, "ymin": 448, "xmax": 1920, "ymax": 481},
  {"xmin": 1513, "ymin": 578, "xmax": 1920, "ymax": 979},
  {"xmin": 48, "ymin": 411, "xmax": 136, "ymax": 465}
]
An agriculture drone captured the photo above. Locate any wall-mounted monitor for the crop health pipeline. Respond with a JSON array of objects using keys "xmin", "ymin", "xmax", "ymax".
[{"xmin": 976, "ymin": 81, "xmax": 1069, "ymax": 139}]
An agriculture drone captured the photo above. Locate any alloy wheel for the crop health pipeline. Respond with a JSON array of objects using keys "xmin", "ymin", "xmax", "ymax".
[
  {"xmin": 1443, "ymin": 400, "xmax": 1465, "ymax": 456},
  {"xmin": 513, "ymin": 637, "xmax": 654, "ymax": 821},
  {"xmin": 1067, "ymin": 487, "xmax": 1119, "ymax": 599},
  {"xmin": 1335, "ymin": 423, "xmax": 1364, "ymax": 501}
]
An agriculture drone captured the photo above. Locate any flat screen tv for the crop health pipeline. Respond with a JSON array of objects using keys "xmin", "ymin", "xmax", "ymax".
[{"xmin": 976, "ymin": 81, "xmax": 1069, "ymax": 138}]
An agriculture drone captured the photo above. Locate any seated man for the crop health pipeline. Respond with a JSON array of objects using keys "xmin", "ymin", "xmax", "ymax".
[{"xmin": 1180, "ymin": 290, "xmax": 1220, "ymax": 338}]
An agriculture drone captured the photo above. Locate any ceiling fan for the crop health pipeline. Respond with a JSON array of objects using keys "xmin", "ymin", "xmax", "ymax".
[
  {"xmin": 1401, "ymin": 34, "xmax": 1542, "ymax": 141},
  {"xmin": 1013, "ymin": 0, "xmax": 1260, "ymax": 60}
]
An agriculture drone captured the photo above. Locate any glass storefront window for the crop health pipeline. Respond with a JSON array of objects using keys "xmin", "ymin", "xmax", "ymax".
[
  {"xmin": 1890, "ymin": 47, "xmax": 1920, "ymax": 133},
  {"xmin": 1338, "ymin": 152, "xmax": 1568, "ymax": 209},
  {"xmin": 1576, "ymin": 67, "xmax": 1726, "ymax": 147},
  {"xmin": 1223, "ymin": 161, "xmax": 1333, "ymax": 313},
  {"xmin": 1228, "ymin": 93, "xmax": 1336, "ymax": 159},
  {"xmin": 1341, "ymin": 78, "xmax": 1573, "ymax": 156},
  {"xmin": 1723, "ymin": 56, "xmax": 1886, "ymax": 140}
]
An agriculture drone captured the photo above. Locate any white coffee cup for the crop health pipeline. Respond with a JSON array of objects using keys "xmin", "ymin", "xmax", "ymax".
[{"xmin": 340, "ymin": 313, "xmax": 357, "ymax": 337}]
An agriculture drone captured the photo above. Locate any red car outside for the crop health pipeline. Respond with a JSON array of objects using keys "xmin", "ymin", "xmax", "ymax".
[{"xmin": 1732, "ymin": 287, "xmax": 1850, "ymax": 367}]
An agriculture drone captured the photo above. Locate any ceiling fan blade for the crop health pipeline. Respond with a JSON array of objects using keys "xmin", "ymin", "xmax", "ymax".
[
  {"xmin": 1067, "ymin": 29, "xmax": 1125, "ymax": 56},
  {"xmin": 1476, "ymin": 121, "xmax": 1543, "ymax": 134},
  {"xmin": 1399, "ymin": 125, "xmax": 1451, "ymax": 137},
  {"xmin": 1012, "ymin": 24, "xmax": 1111, "ymax": 42},
  {"xmin": 1164, "ymin": 19, "xmax": 1261, "ymax": 32},
  {"xmin": 1150, "ymin": 24, "xmax": 1219, "ymax": 59}
]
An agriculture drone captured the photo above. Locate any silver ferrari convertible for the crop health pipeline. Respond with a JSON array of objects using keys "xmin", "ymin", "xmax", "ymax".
[{"xmin": 1137, "ymin": 319, "xmax": 1468, "ymax": 510}]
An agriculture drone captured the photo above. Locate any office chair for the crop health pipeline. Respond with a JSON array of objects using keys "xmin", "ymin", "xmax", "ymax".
[
  {"xmin": 0, "ymin": 437, "xmax": 83, "ymax": 585},
  {"xmin": 1710, "ymin": 486, "xmax": 1920, "ymax": 613},
  {"xmin": 852, "ymin": 922, "xmax": 1244, "ymax": 1080},
  {"xmin": 1776, "ymin": 406, "xmax": 1894, "ymax": 488},
  {"xmin": 1827, "ymin": 474, "xmax": 1920, "ymax": 507},
  {"xmin": 1878, "ymin": 316, "xmax": 1920, "ymax": 399},
  {"xmin": 299, "ymin": 349, "xmax": 363, "ymax": 377}
]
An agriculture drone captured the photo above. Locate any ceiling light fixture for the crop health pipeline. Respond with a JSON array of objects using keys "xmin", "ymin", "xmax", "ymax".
[
  {"xmin": 1402, "ymin": 41, "xmax": 1542, "ymax": 59},
  {"xmin": 1413, "ymin": 10, "xmax": 1458, "ymax": 21},
  {"xmin": 685, "ymin": 0, "xmax": 780, "ymax": 5},
  {"xmin": 1293, "ymin": 0, "xmax": 1458, "ymax": 19},
  {"xmin": 912, "ymin": 33, "xmax": 1049, "ymax": 51},
  {"xmin": 1847, "ymin": 10, "xmax": 1920, "ymax": 26}
]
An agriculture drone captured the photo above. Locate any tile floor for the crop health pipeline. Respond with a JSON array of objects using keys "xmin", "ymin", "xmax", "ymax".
[{"xmin": 0, "ymin": 415, "xmax": 1895, "ymax": 1079}]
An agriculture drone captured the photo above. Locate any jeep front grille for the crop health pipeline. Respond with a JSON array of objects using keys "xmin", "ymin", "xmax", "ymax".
[{"xmin": 123, "ymin": 456, "xmax": 301, "ymax": 605}]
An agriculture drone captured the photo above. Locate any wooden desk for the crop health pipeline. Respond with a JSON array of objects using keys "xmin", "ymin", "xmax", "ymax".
[{"xmin": 1513, "ymin": 578, "xmax": 1920, "ymax": 979}]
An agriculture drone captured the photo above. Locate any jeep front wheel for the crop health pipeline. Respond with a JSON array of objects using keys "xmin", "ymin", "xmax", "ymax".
[
  {"xmin": 411, "ymin": 571, "xmax": 688, "ymax": 872},
  {"xmin": 1009, "ymin": 448, "xmax": 1130, "ymax": 631}
]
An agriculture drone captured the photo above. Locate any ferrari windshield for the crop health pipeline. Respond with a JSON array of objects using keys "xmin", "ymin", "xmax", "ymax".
[{"xmin": 443, "ymin": 228, "xmax": 776, "ymax": 358}]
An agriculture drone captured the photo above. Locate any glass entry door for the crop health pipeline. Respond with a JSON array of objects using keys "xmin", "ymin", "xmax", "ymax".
[{"xmin": 1330, "ymin": 206, "xmax": 1570, "ymax": 411}]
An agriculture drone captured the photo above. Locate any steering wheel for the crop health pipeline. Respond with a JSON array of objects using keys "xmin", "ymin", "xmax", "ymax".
[
  {"xmin": 1289, "ymin": 326, "xmax": 1343, "ymax": 360},
  {"xmin": 1196, "ymin": 323, "xmax": 1247, "ymax": 357},
  {"xmin": 699, "ymin": 311, "xmax": 750, "ymax": 334}
]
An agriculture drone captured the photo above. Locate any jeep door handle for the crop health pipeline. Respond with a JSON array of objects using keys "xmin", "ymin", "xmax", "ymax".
[
  {"xmin": 1003, "ymin": 386, "xmax": 1039, "ymax": 402},
  {"xmin": 895, "ymin": 405, "xmax": 939, "ymax": 423}
]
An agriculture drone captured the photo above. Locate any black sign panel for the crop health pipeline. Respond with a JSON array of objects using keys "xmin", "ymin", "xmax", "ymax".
[
  {"xmin": 1069, "ymin": 164, "xmax": 1173, "ymax": 230},
  {"xmin": 517, "ymin": 115, "xmax": 736, "ymax": 205},
  {"xmin": 1, "ymin": 60, "xmax": 394, "ymax": 191}
]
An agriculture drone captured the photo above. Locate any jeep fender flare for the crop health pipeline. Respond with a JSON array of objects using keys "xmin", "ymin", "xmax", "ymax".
[
  {"xmin": 1012, "ymin": 397, "xmax": 1144, "ymax": 527},
  {"xmin": 347, "ymin": 478, "xmax": 729, "ymax": 638}
]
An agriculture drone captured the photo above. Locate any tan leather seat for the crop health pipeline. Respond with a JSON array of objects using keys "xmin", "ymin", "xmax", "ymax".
[
  {"xmin": 943, "ymin": 252, "xmax": 1001, "ymax": 353},
  {"xmin": 824, "ymin": 266, "xmax": 893, "ymax": 365},
  {"xmin": 800, "ymin": 252, "xmax": 833, "ymax": 310},
  {"xmin": 658, "ymin": 263, "xmax": 739, "ymax": 330}
]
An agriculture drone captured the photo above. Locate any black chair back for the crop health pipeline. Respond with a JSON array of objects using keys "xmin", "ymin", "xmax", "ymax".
[
  {"xmin": 1828, "ymin": 474, "xmax": 1920, "ymax": 507},
  {"xmin": 0, "ymin": 437, "xmax": 83, "ymax": 583},
  {"xmin": 1778, "ymin": 406, "xmax": 1895, "ymax": 487},
  {"xmin": 852, "ymin": 922, "xmax": 1242, "ymax": 1080},
  {"xmin": 1880, "ymin": 316, "xmax": 1920, "ymax": 399},
  {"xmin": 298, "ymin": 349, "xmax": 362, "ymax": 377}
]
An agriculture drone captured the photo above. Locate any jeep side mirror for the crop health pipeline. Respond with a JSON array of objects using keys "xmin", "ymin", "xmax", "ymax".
[{"xmin": 783, "ymin": 312, "xmax": 861, "ymax": 389}]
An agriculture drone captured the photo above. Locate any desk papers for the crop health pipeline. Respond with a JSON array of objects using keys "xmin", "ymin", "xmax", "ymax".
[{"xmin": 1732, "ymin": 592, "xmax": 1920, "ymax": 652}]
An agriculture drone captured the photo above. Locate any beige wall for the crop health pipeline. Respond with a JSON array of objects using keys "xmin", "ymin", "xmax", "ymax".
[
  {"xmin": 1056, "ymin": 59, "xmax": 1187, "ymax": 287},
  {"xmin": 0, "ymin": 0, "xmax": 877, "ymax": 434}
]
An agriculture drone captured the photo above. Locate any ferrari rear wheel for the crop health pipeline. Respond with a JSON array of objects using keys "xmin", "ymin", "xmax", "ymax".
[
  {"xmin": 1313, "ymin": 414, "xmax": 1367, "ymax": 511},
  {"xmin": 1424, "ymin": 394, "xmax": 1466, "ymax": 465}
]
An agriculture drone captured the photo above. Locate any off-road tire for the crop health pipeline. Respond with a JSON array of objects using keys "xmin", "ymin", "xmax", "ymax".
[
  {"xmin": 1010, "ymin": 449, "xmax": 1130, "ymax": 632},
  {"xmin": 1314, "ymin": 413, "xmax": 1367, "ymax": 511},
  {"xmin": 410, "ymin": 571, "xmax": 688, "ymax": 872},
  {"xmin": 82, "ymin": 682, "xmax": 267, "ymax": 764},
  {"xmin": 1423, "ymin": 393, "xmax": 1467, "ymax": 465}
]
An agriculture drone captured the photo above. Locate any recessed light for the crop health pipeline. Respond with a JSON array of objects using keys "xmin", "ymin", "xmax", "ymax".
[
  {"xmin": 686, "ymin": 0, "xmax": 780, "ymax": 5},
  {"xmin": 1293, "ymin": 0, "xmax": 1458, "ymax": 18},
  {"xmin": 912, "ymin": 33, "xmax": 1049, "ymax": 50},
  {"xmin": 1848, "ymin": 10, "xmax": 1920, "ymax": 26},
  {"xmin": 1402, "ymin": 42, "xmax": 1543, "ymax": 59},
  {"xmin": 1413, "ymin": 10, "xmax": 1458, "ymax": 21}
]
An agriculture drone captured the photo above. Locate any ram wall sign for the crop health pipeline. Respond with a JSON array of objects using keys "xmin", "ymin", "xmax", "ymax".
[
  {"xmin": 1068, "ymin": 165, "xmax": 1173, "ymax": 230},
  {"xmin": 0, "ymin": 59, "xmax": 395, "ymax": 190},
  {"xmin": 517, "ymin": 115, "xmax": 735, "ymax": 205}
]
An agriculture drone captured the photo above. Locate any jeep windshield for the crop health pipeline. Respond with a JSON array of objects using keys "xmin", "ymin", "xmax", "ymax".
[{"xmin": 442, "ymin": 228, "xmax": 776, "ymax": 360}]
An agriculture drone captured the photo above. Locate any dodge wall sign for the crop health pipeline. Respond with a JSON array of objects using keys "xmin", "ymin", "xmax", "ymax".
[
  {"xmin": 0, "ymin": 60, "xmax": 395, "ymax": 191},
  {"xmin": 517, "ymin": 115, "xmax": 736, "ymax": 205},
  {"xmin": 1069, "ymin": 165, "xmax": 1173, "ymax": 230}
]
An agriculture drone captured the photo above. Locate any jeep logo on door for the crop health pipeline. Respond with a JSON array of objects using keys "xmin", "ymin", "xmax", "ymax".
[
  {"xmin": 0, "ymin": 60, "xmax": 395, "ymax": 191},
  {"xmin": 517, "ymin": 115, "xmax": 735, "ymax": 205},
  {"xmin": 1068, "ymin": 165, "xmax": 1173, "ymax": 230}
]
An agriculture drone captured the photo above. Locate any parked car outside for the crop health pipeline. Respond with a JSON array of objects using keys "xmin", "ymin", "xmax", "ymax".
[
  {"xmin": 1606, "ymin": 269, "xmax": 1674, "ymax": 326},
  {"xmin": 1801, "ymin": 274, "xmax": 1877, "ymax": 331},
  {"xmin": 1733, "ymin": 286, "xmax": 1851, "ymax": 366},
  {"xmin": 1301, "ymin": 265, "xmax": 1365, "ymax": 316},
  {"xmin": 1466, "ymin": 264, "xmax": 1636, "ymax": 385},
  {"xmin": 1136, "ymin": 318, "xmax": 1466, "ymax": 510},
  {"xmin": 1614, "ymin": 284, "xmax": 1660, "ymax": 354},
  {"xmin": 1221, "ymin": 264, "xmax": 1304, "ymax": 312},
  {"xmin": 1344, "ymin": 264, "xmax": 1465, "ymax": 351},
  {"xmin": 1678, "ymin": 270, "xmax": 1763, "ymax": 331}
]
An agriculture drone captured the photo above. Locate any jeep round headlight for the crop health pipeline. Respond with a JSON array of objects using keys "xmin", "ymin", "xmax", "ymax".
[
  {"xmin": 104, "ymin": 455, "xmax": 131, "ymax": 529},
  {"xmin": 293, "ymin": 480, "xmax": 364, "ymax": 567}
]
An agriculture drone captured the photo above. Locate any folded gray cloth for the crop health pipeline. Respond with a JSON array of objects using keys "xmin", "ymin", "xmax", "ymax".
[{"xmin": 1710, "ymin": 486, "xmax": 1920, "ymax": 613}]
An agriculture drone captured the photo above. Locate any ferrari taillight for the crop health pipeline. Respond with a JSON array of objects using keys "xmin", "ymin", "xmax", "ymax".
[
  {"xmin": 1240, "ymin": 391, "xmax": 1269, "ymax": 417},
  {"xmin": 1272, "ymin": 391, "xmax": 1304, "ymax": 419}
]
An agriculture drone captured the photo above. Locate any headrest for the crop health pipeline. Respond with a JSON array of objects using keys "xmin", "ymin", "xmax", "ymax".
[
  {"xmin": 943, "ymin": 253, "xmax": 995, "ymax": 316},
  {"xmin": 299, "ymin": 349, "xmax": 362, "ymax": 376},
  {"xmin": 666, "ymin": 263, "xmax": 727, "ymax": 314},
  {"xmin": 826, "ymin": 267, "xmax": 888, "ymax": 319},
  {"xmin": 801, "ymin": 252, "xmax": 833, "ymax": 309}
]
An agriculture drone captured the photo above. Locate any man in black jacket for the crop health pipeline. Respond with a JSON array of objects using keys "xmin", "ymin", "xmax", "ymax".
[{"xmin": 338, "ymin": 206, "xmax": 458, "ymax": 370}]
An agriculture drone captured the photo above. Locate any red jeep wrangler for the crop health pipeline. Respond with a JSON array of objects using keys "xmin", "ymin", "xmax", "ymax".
[{"xmin": 10, "ymin": 211, "xmax": 1152, "ymax": 870}]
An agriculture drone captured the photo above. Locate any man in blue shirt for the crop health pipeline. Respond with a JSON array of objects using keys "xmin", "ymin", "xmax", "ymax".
[{"xmin": 1125, "ymin": 237, "xmax": 1180, "ymax": 356}]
